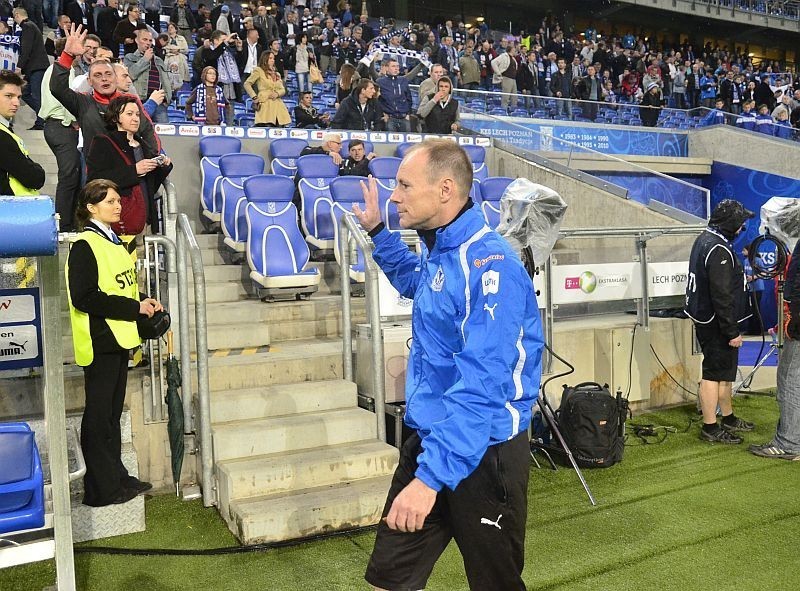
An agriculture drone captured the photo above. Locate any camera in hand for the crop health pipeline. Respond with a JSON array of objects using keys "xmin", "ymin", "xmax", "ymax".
[{"xmin": 152, "ymin": 154, "xmax": 166, "ymax": 165}]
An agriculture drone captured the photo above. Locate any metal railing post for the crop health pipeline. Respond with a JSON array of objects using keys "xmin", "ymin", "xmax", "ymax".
[
  {"xmin": 339, "ymin": 216, "xmax": 353, "ymax": 382},
  {"xmin": 637, "ymin": 236, "xmax": 650, "ymax": 330},
  {"xmin": 175, "ymin": 231, "xmax": 194, "ymax": 434},
  {"xmin": 543, "ymin": 256, "xmax": 554, "ymax": 373},
  {"xmin": 178, "ymin": 214, "xmax": 214, "ymax": 506},
  {"xmin": 342, "ymin": 215, "xmax": 386, "ymax": 443}
]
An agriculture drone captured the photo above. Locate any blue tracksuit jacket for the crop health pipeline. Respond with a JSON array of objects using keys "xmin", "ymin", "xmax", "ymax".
[{"xmin": 371, "ymin": 206, "xmax": 544, "ymax": 492}]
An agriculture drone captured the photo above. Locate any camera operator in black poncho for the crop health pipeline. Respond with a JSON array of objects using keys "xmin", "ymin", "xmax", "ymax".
[{"xmin": 685, "ymin": 199, "xmax": 756, "ymax": 444}]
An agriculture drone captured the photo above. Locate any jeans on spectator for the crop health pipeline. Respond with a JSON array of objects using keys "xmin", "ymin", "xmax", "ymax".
[
  {"xmin": 145, "ymin": 10, "xmax": 161, "ymax": 31},
  {"xmin": 480, "ymin": 76, "xmax": 493, "ymax": 91},
  {"xmin": 774, "ymin": 338, "xmax": 800, "ymax": 452},
  {"xmin": 702, "ymin": 97, "xmax": 715, "ymax": 109},
  {"xmin": 43, "ymin": 0, "xmax": 59, "ymax": 28},
  {"xmin": 320, "ymin": 54, "xmax": 337, "ymax": 74},
  {"xmin": 672, "ymin": 92, "xmax": 686, "ymax": 110},
  {"xmin": 151, "ymin": 103, "xmax": 169, "ymax": 124},
  {"xmin": 555, "ymin": 96, "xmax": 572, "ymax": 119},
  {"xmin": 729, "ymin": 103, "xmax": 741, "ymax": 114},
  {"xmin": 22, "ymin": 69, "xmax": 45, "ymax": 127},
  {"xmin": 582, "ymin": 99, "xmax": 598, "ymax": 121},
  {"xmin": 296, "ymin": 71, "xmax": 311, "ymax": 92},
  {"xmin": 500, "ymin": 77, "xmax": 517, "ymax": 108},
  {"xmin": 386, "ymin": 116, "xmax": 411, "ymax": 132},
  {"xmin": 43, "ymin": 119, "xmax": 81, "ymax": 231}
]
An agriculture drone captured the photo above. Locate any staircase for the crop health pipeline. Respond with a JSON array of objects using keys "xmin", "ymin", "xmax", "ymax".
[{"xmin": 191, "ymin": 234, "xmax": 399, "ymax": 544}]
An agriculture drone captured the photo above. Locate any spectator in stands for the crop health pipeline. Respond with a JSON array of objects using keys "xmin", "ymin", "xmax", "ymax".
[
  {"xmin": 550, "ymin": 57, "xmax": 572, "ymax": 119},
  {"xmin": 300, "ymin": 132, "xmax": 343, "ymax": 165},
  {"xmin": 112, "ymin": 62, "xmax": 133, "ymax": 93},
  {"xmin": 66, "ymin": 0, "xmax": 93, "ymax": 37},
  {"xmin": 142, "ymin": 0, "xmax": 161, "ymax": 32},
  {"xmin": 331, "ymin": 78, "xmax": 383, "ymax": 131},
  {"xmin": 280, "ymin": 11, "xmax": 300, "ymax": 50},
  {"xmin": 672, "ymin": 64, "xmax": 687, "ymax": 109},
  {"xmin": 195, "ymin": 20, "xmax": 214, "ymax": 49},
  {"xmin": 773, "ymin": 109, "xmax": 793, "ymax": 139},
  {"xmin": 701, "ymin": 97, "xmax": 727, "ymax": 126},
  {"xmin": 290, "ymin": 32, "xmax": 317, "ymax": 93},
  {"xmin": 602, "ymin": 80, "xmax": 618, "ymax": 103},
  {"xmin": 97, "ymin": 0, "xmax": 123, "ymax": 52},
  {"xmin": 755, "ymin": 104, "xmax": 774, "ymax": 134},
  {"xmin": 417, "ymin": 75, "xmax": 459, "ymax": 134},
  {"xmin": 772, "ymin": 92, "xmax": 794, "ymax": 121},
  {"xmin": 0, "ymin": 70, "xmax": 45, "ymax": 196},
  {"xmin": 698, "ymin": 70, "xmax": 719, "ymax": 108},
  {"xmin": 458, "ymin": 45, "xmax": 480, "ymax": 91},
  {"xmin": 185, "ymin": 66, "xmax": 227, "ymax": 125},
  {"xmin": 719, "ymin": 69, "xmax": 740, "ymax": 113},
  {"xmin": 335, "ymin": 62, "xmax": 357, "ymax": 107},
  {"xmin": 742, "ymin": 79, "xmax": 757, "ymax": 104},
  {"xmin": 339, "ymin": 138, "xmax": 375, "ymax": 176},
  {"xmin": 294, "ymin": 90, "xmax": 329, "ymax": 128},
  {"xmin": 736, "ymin": 100, "xmax": 757, "ymax": 131},
  {"xmin": 66, "ymin": 179, "xmax": 163, "ymax": 507},
  {"xmin": 577, "ymin": 65, "xmax": 601, "ymax": 121},
  {"xmin": 639, "ymin": 82, "xmax": 663, "ymax": 127},
  {"xmin": 754, "ymin": 74, "xmax": 776, "ymax": 111},
  {"xmin": 163, "ymin": 23, "xmax": 191, "ymax": 87},
  {"xmin": 243, "ymin": 51, "xmax": 291, "ymax": 127},
  {"xmin": 124, "ymin": 29, "xmax": 172, "ymax": 124},
  {"xmin": 12, "ymin": 8, "xmax": 47, "ymax": 132},
  {"xmin": 254, "ymin": 5, "xmax": 279, "ymax": 42},
  {"xmin": 86, "ymin": 96, "xmax": 172, "ymax": 235},
  {"xmin": 491, "ymin": 45, "xmax": 518, "ymax": 109},
  {"xmin": 46, "ymin": 14, "xmax": 73, "ymax": 58},
  {"xmin": 113, "ymin": 4, "xmax": 143, "ymax": 59},
  {"xmin": 377, "ymin": 58, "xmax": 413, "ymax": 132},
  {"xmin": 517, "ymin": 50, "xmax": 540, "ymax": 109}
]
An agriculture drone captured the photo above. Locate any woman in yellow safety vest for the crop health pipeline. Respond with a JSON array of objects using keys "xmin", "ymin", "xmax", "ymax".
[{"xmin": 65, "ymin": 179, "xmax": 163, "ymax": 507}]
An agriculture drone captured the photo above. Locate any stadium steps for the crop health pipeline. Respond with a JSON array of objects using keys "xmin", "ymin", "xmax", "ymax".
[
  {"xmin": 13, "ymin": 109, "xmax": 58, "ymax": 200},
  {"xmin": 191, "ymin": 232, "xmax": 396, "ymax": 544}
]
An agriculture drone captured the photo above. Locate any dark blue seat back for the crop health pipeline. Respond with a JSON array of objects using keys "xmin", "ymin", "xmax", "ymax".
[
  {"xmin": 215, "ymin": 154, "xmax": 265, "ymax": 215},
  {"xmin": 368, "ymin": 157, "xmax": 401, "ymax": 180},
  {"xmin": 269, "ymin": 138, "xmax": 309, "ymax": 177},
  {"xmin": 479, "ymin": 177, "xmax": 515, "ymax": 228},
  {"xmin": 200, "ymin": 136, "xmax": 242, "ymax": 157},
  {"xmin": 297, "ymin": 155, "xmax": 342, "ymax": 246}
]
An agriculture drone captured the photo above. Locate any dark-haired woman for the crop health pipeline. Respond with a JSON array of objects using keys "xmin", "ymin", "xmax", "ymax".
[
  {"xmin": 85, "ymin": 96, "xmax": 172, "ymax": 235},
  {"xmin": 66, "ymin": 179, "xmax": 164, "ymax": 506}
]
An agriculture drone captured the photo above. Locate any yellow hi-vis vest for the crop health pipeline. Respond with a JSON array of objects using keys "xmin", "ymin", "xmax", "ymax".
[
  {"xmin": 65, "ymin": 230, "xmax": 142, "ymax": 366},
  {"xmin": 0, "ymin": 123, "xmax": 38, "ymax": 196}
]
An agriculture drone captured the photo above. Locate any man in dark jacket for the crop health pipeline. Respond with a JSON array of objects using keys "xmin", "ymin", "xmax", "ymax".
[
  {"xmin": 13, "ymin": 7, "xmax": 49, "ymax": 130},
  {"xmin": 639, "ymin": 82, "xmax": 663, "ymax": 127},
  {"xmin": 339, "ymin": 139, "xmax": 375, "ymax": 176},
  {"xmin": 113, "ymin": 4, "xmax": 143, "ymax": 58},
  {"xmin": 97, "ymin": 0, "xmax": 123, "ymax": 51},
  {"xmin": 51, "ymin": 25, "xmax": 161, "ymax": 160},
  {"xmin": 0, "ymin": 70, "xmax": 46, "ymax": 195},
  {"xmin": 685, "ymin": 199, "xmax": 755, "ymax": 444},
  {"xmin": 754, "ymin": 74, "xmax": 776, "ymax": 111},
  {"xmin": 170, "ymin": 0, "xmax": 197, "ymax": 47},
  {"xmin": 331, "ymin": 78, "xmax": 383, "ymax": 131},
  {"xmin": 549, "ymin": 57, "xmax": 573, "ymax": 119},
  {"xmin": 66, "ymin": 0, "xmax": 95, "ymax": 36},
  {"xmin": 377, "ymin": 59, "xmax": 413, "ymax": 132},
  {"xmin": 20, "ymin": 0, "xmax": 44, "ymax": 34},
  {"xmin": 576, "ymin": 65, "xmax": 601, "ymax": 121}
]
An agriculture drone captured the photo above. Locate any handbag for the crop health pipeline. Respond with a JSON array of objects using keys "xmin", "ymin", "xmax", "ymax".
[
  {"xmin": 309, "ymin": 63, "xmax": 324, "ymax": 84},
  {"xmin": 137, "ymin": 310, "xmax": 171, "ymax": 340}
]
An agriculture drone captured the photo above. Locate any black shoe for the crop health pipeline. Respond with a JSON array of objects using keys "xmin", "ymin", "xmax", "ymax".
[
  {"xmin": 721, "ymin": 417, "xmax": 755, "ymax": 432},
  {"xmin": 124, "ymin": 477, "xmax": 153, "ymax": 494},
  {"xmin": 28, "ymin": 123, "xmax": 44, "ymax": 131},
  {"xmin": 111, "ymin": 487, "xmax": 139, "ymax": 504},
  {"xmin": 700, "ymin": 427, "xmax": 743, "ymax": 444}
]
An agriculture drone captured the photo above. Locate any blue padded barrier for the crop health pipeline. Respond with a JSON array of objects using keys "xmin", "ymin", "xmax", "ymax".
[{"xmin": 0, "ymin": 197, "xmax": 57, "ymax": 256}]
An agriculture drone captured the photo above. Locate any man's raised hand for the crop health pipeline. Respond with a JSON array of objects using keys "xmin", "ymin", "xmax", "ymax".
[
  {"xmin": 352, "ymin": 176, "xmax": 382, "ymax": 232},
  {"xmin": 64, "ymin": 24, "xmax": 87, "ymax": 58}
]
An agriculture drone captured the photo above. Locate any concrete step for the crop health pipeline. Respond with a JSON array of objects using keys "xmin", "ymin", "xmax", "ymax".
[
  {"xmin": 189, "ymin": 280, "xmax": 251, "ymax": 304},
  {"xmin": 197, "ymin": 338, "xmax": 343, "ymax": 391},
  {"xmin": 194, "ymin": 295, "xmax": 365, "ymax": 327},
  {"xmin": 217, "ymin": 440, "xmax": 399, "ymax": 512},
  {"xmin": 206, "ymin": 321, "xmax": 270, "ymax": 350},
  {"xmin": 227, "ymin": 475, "xmax": 393, "ymax": 544},
  {"xmin": 198, "ymin": 264, "xmax": 248, "ymax": 283},
  {"xmin": 211, "ymin": 407, "xmax": 377, "ymax": 462},
  {"xmin": 193, "ymin": 233, "xmax": 224, "ymax": 249},
  {"xmin": 210, "ymin": 379, "xmax": 356, "ymax": 424}
]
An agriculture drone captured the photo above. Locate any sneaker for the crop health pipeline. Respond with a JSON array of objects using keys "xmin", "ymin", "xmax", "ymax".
[
  {"xmin": 700, "ymin": 427, "xmax": 743, "ymax": 444},
  {"xmin": 749, "ymin": 443, "xmax": 800, "ymax": 460},
  {"xmin": 721, "ymin": 417, "xmax": 755, "ymax": 432}
]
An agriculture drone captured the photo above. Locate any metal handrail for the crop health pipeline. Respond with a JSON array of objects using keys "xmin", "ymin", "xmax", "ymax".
[
  {"xmin": 339, "ymin": 214, "xmax": 387, "ymax": 443},
  {"xmin": 176, "ymin": 213, "xmax": 214, "ymax": 507}
]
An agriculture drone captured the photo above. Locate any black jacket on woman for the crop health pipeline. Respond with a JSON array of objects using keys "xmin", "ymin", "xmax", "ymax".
[{"xmin": 86, "ymin": 130, "xmax": 172, "ymax": 232}]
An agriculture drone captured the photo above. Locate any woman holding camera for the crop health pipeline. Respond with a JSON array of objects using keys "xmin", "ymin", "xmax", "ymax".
[
  {"xmin": 86, "ymin": 95, "xmax": 172, "ymax": 235},
  {"xmin": 66, "ymin": 179, "xmax": 165, "ymax": 506}
]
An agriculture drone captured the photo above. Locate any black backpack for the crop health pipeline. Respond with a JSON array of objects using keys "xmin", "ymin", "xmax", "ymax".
[{"xmin": 557, "ymin": 382, "xmax": 627, "ymax": 469}]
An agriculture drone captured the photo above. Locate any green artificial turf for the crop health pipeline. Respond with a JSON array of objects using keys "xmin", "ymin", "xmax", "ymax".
[{"xmin": 3, "ymin": 394, "xmax": 799, "ymax": 590}]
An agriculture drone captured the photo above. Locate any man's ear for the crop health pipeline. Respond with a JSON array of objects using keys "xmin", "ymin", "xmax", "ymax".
[{"xmin": 439, "ymin": 177, "xmax": 457, "ymax": 204}]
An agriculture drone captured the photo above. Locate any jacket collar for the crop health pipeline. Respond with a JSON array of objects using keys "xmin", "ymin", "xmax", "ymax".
[{"xmin": 419, "ymin": 199, "xmax": 483, "ymax": 253}]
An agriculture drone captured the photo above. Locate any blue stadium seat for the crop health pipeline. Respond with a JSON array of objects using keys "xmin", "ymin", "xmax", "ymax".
[
  {"xmin": 462, "ymin": 145, "xmax": 489, "ymax": 182},
  {"xmin": 269, "ymin": 138, "xmax": 308, "ymax": 178},
  {"xmin": 245, "ymin": 196, "xmax": 320, "ymax": 299},
  {"xmin": 480, "ymin": 177, "xmax": 515, "ymax": 228},
  {"xmin": 0, "ymin": 423, "xmax": 44, "ymax": 535},
  {"xmin": 395, "ymin": 142, "xmax": 415, "ymax": 158},
  {"xmin": 330, "ymin": 176, "xmax": 367, "ymax": 283},
  {"xmin": 470, "ymin": 179, "xmax": 483, "ymax": 203},
  {"xmin": 340, "ymin": 140, "xmax": 374, "ymax": 158},
  {"xmin": 223, "ymin": 174, "xmax": 296, "ymax": 253},
  {"xmin": 199, "ymin": 136, "xmax": 242, "ymax": 222},
  {"xmin": 297, "ymin": 154, "xmax": 341, "ymax": 250},
  {"xmin": 369, "ymin": 157, "xmax": 401, "ymax": 229},
  {"xmin": 216, "ymin": 154, "xmax": 265, "ymax": 242}
]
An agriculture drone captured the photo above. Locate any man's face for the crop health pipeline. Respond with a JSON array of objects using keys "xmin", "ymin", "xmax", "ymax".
[
  {"xmin": 0, "ymin": 83, "xmax": 22, "ymax": 120},
  {"xmin": 326, "ymin": 19, "xmax": 334, "ymax": 29},
  {"xmin": 83, "ymin": 38, "xmax": 100, "ymax": 65},
  {"xmin": 391, "ymin": 150, "xmax": 446, "ymax": 230},
  {"xmin": 324, "ymin": 138, "xmax": 342, "ymax": 153},
  {"xmin": 300, "ymin": 93, "xmax": 312, "ymax": 107},
  {"xmin": 558, "ymin": 59, "xmax": 565, "ymax": 71},
  {"xmin": 443, "ymin": 37, "xmax": 452, "ymax": 47},
  {"xmin": 362, "ymin": 82, "xmax": 376, "ymax": 99},
  {"xmin": 428, "ymin": 33, "xmax": 435, "ymax": 43},
  {"xmin": 137, "ymin": 32, "xmax": 153, "ymax": 53},
  {"xmin": 353, "ymin": 28, "xmax": 362, "ymax": 39},
  {"xmin": 257, "ymin": 6, "xmax": 266, "ymax": 16},
  {"xmin": 271, "ymin": 41, "xmax": 280, "ymax": 53},
  {"xmin": 89, "ymin": 63, "xmax": 117, "ymax": 95},
  {"xmin": 349, "ymin": 143, "xmax": 365, "ymax": 161},
  {"xmin": 177, "ymin": 0, "xmax": 185, "ymax": 6},
  {"xmin": 387, "ymin": 61, "xmax": 400, "ymax": 76},
  {"xmin": 247, "ymin": 29, "xmax": 259, "ymax": 43},
  {"xmin": 114, "ymin": 65, "xmax": 132, "ymax": 92},
  {"xmin": 59, "ymin": 15, "xmax": 72, "ymax": 31},
  {"xmin": 129, "ymin": 6, "xmax": 141, "ymax": 22},
  {"xmin": 109, "ymin": 0, "xmax": 118, "ymax": 7},
  {"xmin": 587, "ymin": 66, "xmax": 596, "ymax": 77}
]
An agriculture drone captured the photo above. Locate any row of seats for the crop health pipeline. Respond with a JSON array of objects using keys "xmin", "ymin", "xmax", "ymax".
[{"xmin": 197, "ymin": 136, "xmax": 504, "ymax": 297}]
